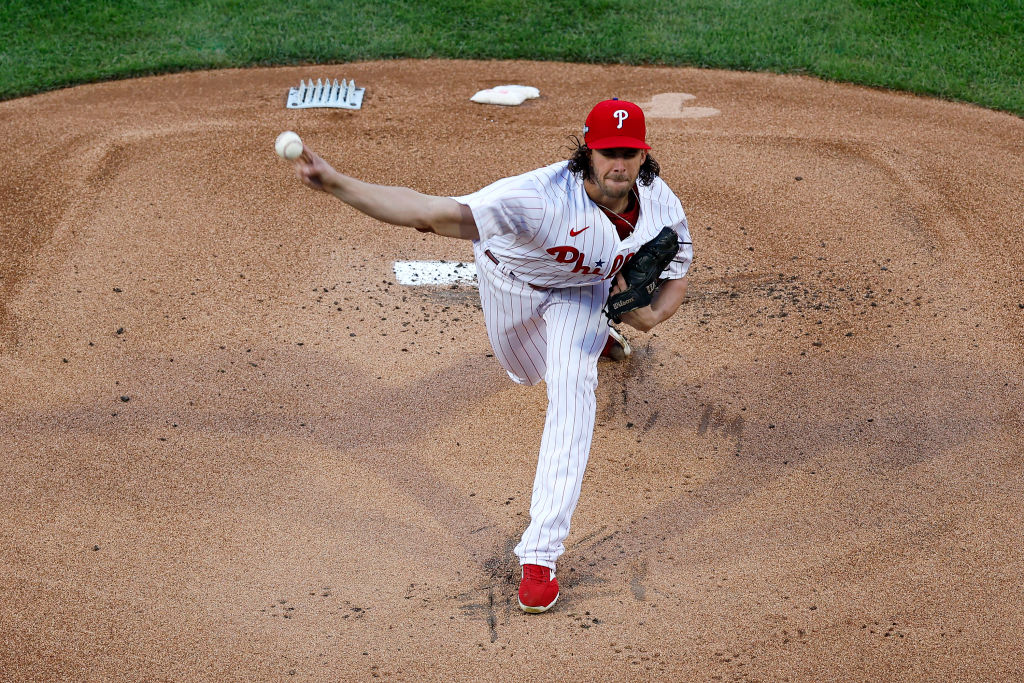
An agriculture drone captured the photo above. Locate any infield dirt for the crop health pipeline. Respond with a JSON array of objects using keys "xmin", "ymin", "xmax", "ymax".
[{"xmin": 1, "ymin": 60, "xmax": 1022, "ymax": 680}]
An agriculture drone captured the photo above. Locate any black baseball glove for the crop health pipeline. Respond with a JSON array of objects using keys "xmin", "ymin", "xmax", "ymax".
[{"xmin": 605, "ymin": 226, "xmax": 679, "ymax": 323}]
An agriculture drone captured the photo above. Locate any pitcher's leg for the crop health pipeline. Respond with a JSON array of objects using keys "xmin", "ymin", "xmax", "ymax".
[
  {"xmin": 472, "ymin": 241, "xmax": 547, "ymax": 385},
  {"xmin": 514, "ymin": 286, "xmax": 610, "ymax": 567}
]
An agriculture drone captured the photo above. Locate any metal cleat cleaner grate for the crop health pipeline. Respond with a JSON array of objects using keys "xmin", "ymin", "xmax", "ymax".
[{"xmin": 286, "ymin": 78, "xmax": 365, "ymax": 110}]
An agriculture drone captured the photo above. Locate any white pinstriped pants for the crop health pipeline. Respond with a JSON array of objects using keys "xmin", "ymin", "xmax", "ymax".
[{"xmin": 473, "ymin": 241, "xmax": 611, "ymax": 569}]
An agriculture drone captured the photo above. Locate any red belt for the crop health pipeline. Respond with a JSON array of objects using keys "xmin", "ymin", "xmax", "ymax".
[{"xmin": 484, "ymin": 249, "xmax": 547, "ymax": 291}]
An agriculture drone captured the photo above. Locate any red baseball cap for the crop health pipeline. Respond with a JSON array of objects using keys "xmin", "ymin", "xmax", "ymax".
[{"xmin": 583, "ymin": 99, "xmax": 650, "ymax": 150}]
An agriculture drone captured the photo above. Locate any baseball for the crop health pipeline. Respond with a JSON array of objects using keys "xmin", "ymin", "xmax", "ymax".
[{"xmin": 275, "ymin": 130, "xmax": 303, "ymax": 160}]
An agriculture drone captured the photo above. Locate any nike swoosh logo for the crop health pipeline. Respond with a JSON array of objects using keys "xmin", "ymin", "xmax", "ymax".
[{"xmin": 569, "ymin": 226, "xmax": 590, "ymax": 237}]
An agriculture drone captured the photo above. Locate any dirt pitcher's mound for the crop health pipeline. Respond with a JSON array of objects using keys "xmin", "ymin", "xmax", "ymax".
[{"xmin": 1, "ymin": 60, "xmax": 1022, "ymax": 681}]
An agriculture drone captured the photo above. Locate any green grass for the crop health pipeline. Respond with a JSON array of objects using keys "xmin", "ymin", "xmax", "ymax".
[{"xmin": 1, "ymin": 0, "xmax": 1022, "ymax": 115}]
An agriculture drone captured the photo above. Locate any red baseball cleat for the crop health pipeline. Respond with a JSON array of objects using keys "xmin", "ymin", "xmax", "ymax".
[{"xmin": 518, "ymin": 564, "xmax": 559, "ymax": 613}]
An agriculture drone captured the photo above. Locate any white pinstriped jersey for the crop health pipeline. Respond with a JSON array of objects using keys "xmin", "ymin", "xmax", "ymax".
[{"xmin": 455, "ymin": 161, "xmax": 693, "ymax": 288}]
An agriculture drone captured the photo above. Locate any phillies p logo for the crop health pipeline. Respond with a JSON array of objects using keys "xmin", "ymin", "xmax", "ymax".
[{"xmin": 613, "ymin": 109, "xmax": 628, "ymax": 128}]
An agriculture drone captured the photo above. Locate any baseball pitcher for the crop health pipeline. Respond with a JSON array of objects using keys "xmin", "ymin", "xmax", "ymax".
[{"xmin": 286, "ymin": 98, "xmax": 693, "ymax": 613}]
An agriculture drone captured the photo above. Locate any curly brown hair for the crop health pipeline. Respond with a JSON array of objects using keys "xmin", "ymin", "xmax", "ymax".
[{"xmin": 565, "ymin": 136, "xmax": 661, "ymax": 186}]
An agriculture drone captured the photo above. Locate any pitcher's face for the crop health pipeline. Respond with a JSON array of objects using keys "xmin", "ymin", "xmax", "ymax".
[{"xmin": 589, "ymin": 147, "xmax": 647, "ymax": 202}]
